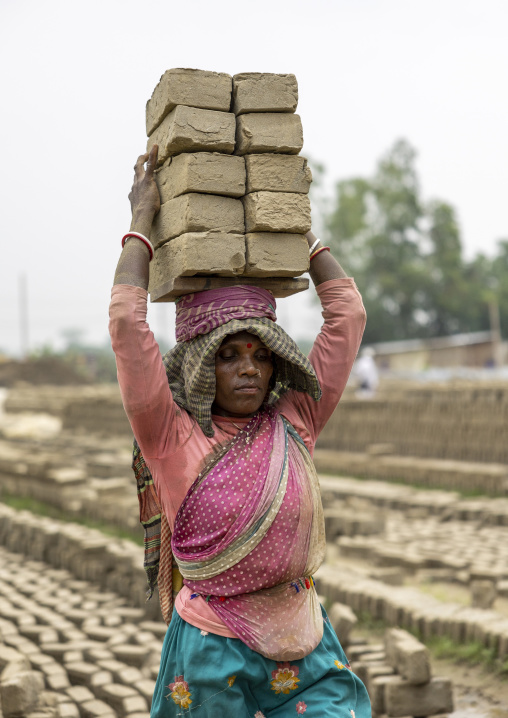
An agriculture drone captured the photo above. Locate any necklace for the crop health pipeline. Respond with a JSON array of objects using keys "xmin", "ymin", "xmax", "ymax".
[{"xmin": 229, "ymin": 419, "xmax": 251, "ymax": 443}]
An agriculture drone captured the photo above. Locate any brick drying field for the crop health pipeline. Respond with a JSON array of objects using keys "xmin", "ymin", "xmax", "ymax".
[{"xmin": 1, "ymin": 384, "xmax": 508, "ymax": 716}]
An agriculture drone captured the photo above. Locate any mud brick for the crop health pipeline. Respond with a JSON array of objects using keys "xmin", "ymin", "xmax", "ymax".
[
  {"xmin": 236, "ymin": 113, "xmax": 303, "ymax": 155},
  {"xmin": 57, "ymin": 703, "xmax": 80, "ymax": 718},
  {"xmin": 63, "ymin": 650, "xmax": 84, "ymax": 664},
  {"xmin": 82, "ymin": 625, "xmax": 118, "ymax": 642},
  {"xmin": 150, "ymin": 275, "xmax": 309, "ymax": 302},
  {"xmin": 110, "ymin": 644, "xmax": 151, "ymax": 667},
  {"xmin": 0, "ymin": 645, "xmax": 27, "ymax": 671},
  {"xmin": 18, "ymin": 624, "xmax": 59, "ymax": 644},
  {"xmin": 44, "ymin": 641, "xmax": 96, "ymax": 659},
  {"xmin": 245, "ymin": 154, "xmax": 312, "ymax": 194},
  {"xmin": 65, "ymin": 685, "xmax": 95, "ymax": 704},
  {"xmin": 46, "ymin": 671, "xmax": 71, "ymax": 690},
  {"xmin": 370, "ymin": 675, "xmax": 401, "ymax": 715},
  {"xmin": 1, "ymin": 657, "xmax": 31, "ymax": 681},
  {"xmin": 89, "ymin": 671, "xmax": 114, "ymax": 689},
  {"xmin": 232, "ymin": 73, "xmax": 298, "ymax": 115},
  {"xmin": 28, "ymin": 653, "xmax": 54, "ymax": 669},
  {"xmin": 243, "ymin": 192, "xmax": 311, "ymax": 234},
  {"xmin": 363, "ymin": 663, "xmax": 396, "ymax": 695},
  {"xmin": 327, "ymin": 603, "xmax": 358, "ymax": 648},
  {"xmin": 138, "ymin": 622, "xmax": 167, "ymax": 638},
  {"xmin": 0, "ymin": 671, "xmax": 44, "ymax": 717},
  {"xmin": 104, "ymin": 608, "xmax": 145, "ymax": 620},
  {"xmin": 149, "ymin": 233, "xmax": 246, "ymax": 292},
  {"xmin": 151, "ymin": 193, "xmax": 244, "ymax": 248},
  {"xmin": 134, "ymin": 678, "xmax": 156, "ymax": 703},
  {"xmin": 40, "ymin": 662, "xmax": 67, "ymax": 678},
  {"xmin": 148, "ymin": 106, "xmax": 236, "ymax": 167},
  {"xmin": 98, "ymin": 684, "xmax": 147, "ymax": 713},
  {"xmin": 156, "ymin": 153, "xmax": 246, "ymax": 203},
  {"xmin": 66, "ymin": 661, "xmax": 102, "ymax": 686},
  {"xmin": 146, "ymin": 68, "xmax": 232, "ymax": 135},
  {"xmin": 384, "ymin": 628, "xmax": 431, "ymax": 685},
  {"xmin": 385, "ymin": 676, "xmax": 454, "ymax": 717},
  {"xmin": 244, "ymin": 233, "xmax": 308, "ymax": 277},
  {"xmin": 80, "ymin": 699, "xmax": 116, "ymax": 717}
]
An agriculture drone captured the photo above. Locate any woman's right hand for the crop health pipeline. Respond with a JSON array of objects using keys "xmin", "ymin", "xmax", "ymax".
[{"xmin": 128, "ymin": 144, "xmax": 161, "ymax": 234}]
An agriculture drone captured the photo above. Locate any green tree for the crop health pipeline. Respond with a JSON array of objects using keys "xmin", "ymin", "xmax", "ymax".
[
  {"xmin": 421, "ymin": 200, "xmax": 470, "ymax": 336},
  {"xmin": 324, "ymin": 138, "xmax": 499, "ymax": 344},
  {"xmin": 327, "ymin": 139, "xmax": 431, "ymax": 342}
]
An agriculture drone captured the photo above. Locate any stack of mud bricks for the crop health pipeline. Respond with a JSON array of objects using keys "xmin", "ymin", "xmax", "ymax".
[
  {"xmin": 324, "ymin": 600, "xmax": 454, "ymax": 716},
  {"xmin": 361, "ymin": 629, "xmax": 454, "ymax": 717},
  {"xmin": 145, "ymin": 68, "xmax": 312, "ymax": 300}
]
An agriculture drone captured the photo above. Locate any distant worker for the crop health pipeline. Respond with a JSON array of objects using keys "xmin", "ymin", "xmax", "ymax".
[{"xmin": 354, "ymin": 347, "xmax": 379, "ymax": 398}]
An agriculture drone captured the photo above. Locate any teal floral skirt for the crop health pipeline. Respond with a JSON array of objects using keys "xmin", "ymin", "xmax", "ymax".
[{"xmin": 150, "ymin": 606, "xmax": 371, "ymax": 717}]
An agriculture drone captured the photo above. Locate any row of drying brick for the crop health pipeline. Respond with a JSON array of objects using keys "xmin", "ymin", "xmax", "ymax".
[
  {"xmin": 0, "ymin": 440, "xmax": 139, "ymax": 532},
  {"xmin": 0, "ymin": 546, "xmax": 164, "ymax": 717},
  {"xmin": 317, "ymin": 397, "xmax": 508, "ymax": 465},
  {"xmin": 318, "ymin": 474, "xmax": 508, "ymax": 524},
  {"xmin": 316, "ymin": 562, "xmax": 508, "ymax": 661},
  {"xmin": 335, "ymin": 525, "xmax": 508, "ymax": 589},
  {"xmin": 0, "ymin": 504, "xmax": 158, "ymax": 620},
  {"xmin": 315, "ymin": 448, "xmax": 508, "ymax": 496}
]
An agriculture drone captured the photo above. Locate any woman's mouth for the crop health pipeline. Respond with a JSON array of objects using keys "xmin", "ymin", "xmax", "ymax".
[{"xmin": 235, "ymin": 385, "xmax": 260, "ymax": 394}]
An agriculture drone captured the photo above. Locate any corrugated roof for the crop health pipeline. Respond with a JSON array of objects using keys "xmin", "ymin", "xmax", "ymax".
[{"xmin": 370, "ymin": 330, "xmax": 495, "ymax": 355}]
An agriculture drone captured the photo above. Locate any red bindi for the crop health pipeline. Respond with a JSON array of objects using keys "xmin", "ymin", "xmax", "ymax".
[{"xmin": 246, "ymin": 343, "xmax": 252, "ymax": 348}]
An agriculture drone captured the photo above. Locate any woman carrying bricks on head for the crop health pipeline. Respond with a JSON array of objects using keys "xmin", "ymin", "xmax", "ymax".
[{"xmin": 109, "ymin": 145, "xmax": 371, "ymax": 718}]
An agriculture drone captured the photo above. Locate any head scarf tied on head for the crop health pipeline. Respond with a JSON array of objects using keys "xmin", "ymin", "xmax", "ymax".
[
  {"xmin": 133, "ymin": 284, "xmax": 322, "ymax": 610},
  {"xmin": 175, "ymin": 285, "xmax": 277, "ymax": 342},
  {"xmin": 165, "ymin": 284, "xmax": 321, "ymax": 437}
]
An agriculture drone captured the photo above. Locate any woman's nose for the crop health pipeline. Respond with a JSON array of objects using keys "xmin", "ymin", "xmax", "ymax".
[{"xmin": 239, "ymin": 357, "xmax": 261, "ymax": 376}]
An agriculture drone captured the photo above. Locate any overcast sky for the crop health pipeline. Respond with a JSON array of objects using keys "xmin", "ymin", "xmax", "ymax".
[{"xmin": 1, "ymin": 0, "xmax": 507, "ymax": 356}]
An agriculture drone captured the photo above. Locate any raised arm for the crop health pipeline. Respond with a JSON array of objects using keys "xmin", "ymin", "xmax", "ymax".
[
  {"xmin": 277, "ymin": 232, "xmax": 365, "ymax": 448},
  {"xmin": 114, "ymin": 144, "xmax": 160, "ymax": 289},
  {"xmin": 305, "ymin": 230, "xmax": 348, "ymax": 284},
  {"xmin": 110, "ymin": 145, "xmax": 178, "ymax": 459}
]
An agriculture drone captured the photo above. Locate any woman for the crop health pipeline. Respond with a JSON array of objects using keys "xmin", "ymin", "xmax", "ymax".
[{"xmin": 109, "ymin": 145, "xmax": 371, "ymax": 717}]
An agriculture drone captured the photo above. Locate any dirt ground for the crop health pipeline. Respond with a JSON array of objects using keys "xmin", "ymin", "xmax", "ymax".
[
  {"xmin": 434, "ymin": 658, "xmax": 508, "ymax": 717},
  {"xmin": 353, "ymin": 622, "xmax": 508, "ymax": 717}
]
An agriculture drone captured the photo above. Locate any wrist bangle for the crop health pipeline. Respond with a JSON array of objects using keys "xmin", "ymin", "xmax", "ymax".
[
  {"xmin": 310, "ymin": 246, "xmax": 331, "ymax": 261},
  {"xmin": 308, "ymin": 238, "xmax": 321, "ymax": 255},
  {"xmin": 121, "ymin": 232, "xmax": 154, "ymax": 261}
]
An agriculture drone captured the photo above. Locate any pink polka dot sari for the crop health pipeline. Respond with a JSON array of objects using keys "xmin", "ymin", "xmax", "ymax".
[{"xmin": 172, "ymin": 406, "xmax": 326, "ymax": 661}]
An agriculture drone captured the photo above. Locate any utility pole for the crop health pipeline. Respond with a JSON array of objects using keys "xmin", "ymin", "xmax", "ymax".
[{"xmin": 19, "ymin": 273, "xmax": 29, "ymax": 359}]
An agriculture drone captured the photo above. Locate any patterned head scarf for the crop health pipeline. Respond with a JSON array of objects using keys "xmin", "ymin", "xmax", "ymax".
[{"xmin": 175, "ymin": 285, "xmax": 277, "ymax": 342}]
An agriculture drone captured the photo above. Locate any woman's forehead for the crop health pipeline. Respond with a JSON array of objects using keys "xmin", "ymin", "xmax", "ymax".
[{"xmin": 220, "ymin": 331, "xmax": 268, "ymax": 347}]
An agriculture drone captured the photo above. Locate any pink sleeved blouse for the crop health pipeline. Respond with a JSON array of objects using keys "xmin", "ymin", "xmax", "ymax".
[{"xmin": 109, "ymin": 278, "xmax": 366, "ymax": 636}]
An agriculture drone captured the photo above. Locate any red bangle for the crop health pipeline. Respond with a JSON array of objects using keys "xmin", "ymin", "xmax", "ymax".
[
  {"xmin": 121, "ymin": 232, "xmax": 154, "ymax": 261},
  {"xmin": 310, "ymin": 246, "xmax": 331, "ymax": 261}
]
